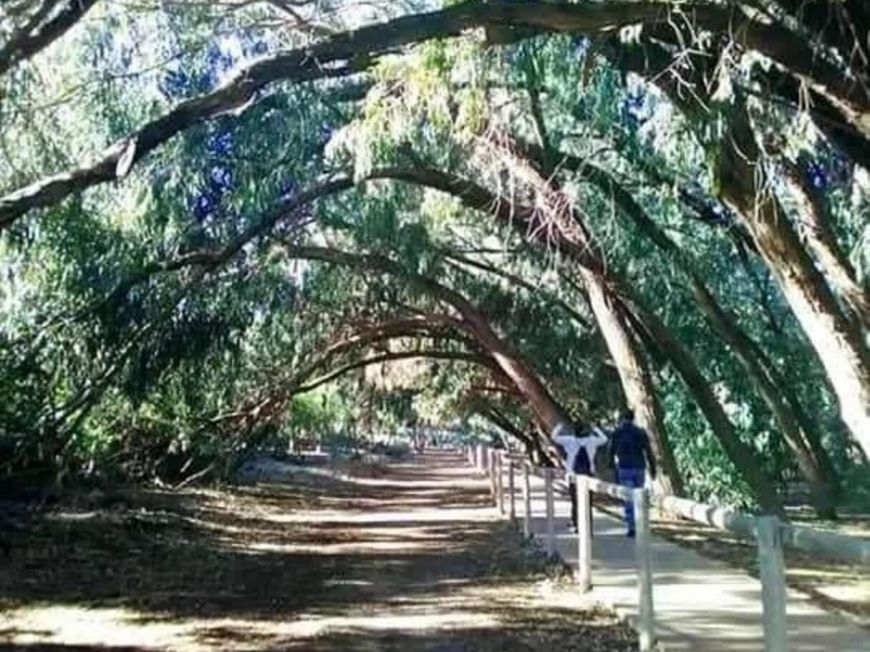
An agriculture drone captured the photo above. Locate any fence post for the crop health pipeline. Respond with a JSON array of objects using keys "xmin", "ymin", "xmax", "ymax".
[
  {"xmin": 577, "ymin": 477, "xmax": 592, "ymax": 592},
  {"xmin": 496, "ymin": 452, "xmax": 505, "ymax": 515},
  {"xmin": 487, "ymin": 448, "xmax": 496, "ymax": 504},
  {"xmin": 545, "ymin": 467, "xmax": 555, "ymax": 556},
  {"xmin": 508, "ymin": 459, "xmax": 516, "ymax": 521},
  {"xmin": 634, "ymin": 488, "xmax": 655, "ymax": 651},
  {"xmin": 523, "ymin": 462, "xmax": 532, "ymax": 538},
  {"xmin": 757, "ymin": 516, "xmax": 787, "ymax": 652}
]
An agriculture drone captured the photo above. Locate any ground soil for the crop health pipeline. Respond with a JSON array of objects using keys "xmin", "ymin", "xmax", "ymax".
[{"xmin": 0, "ymin": 451, "xmax": 635, "ymax": 651}]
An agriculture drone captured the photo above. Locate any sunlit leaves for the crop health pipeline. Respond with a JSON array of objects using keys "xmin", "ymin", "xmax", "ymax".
[{"xmin": 0, "ymin": 0, "xmax": 865, "ymax": 500}]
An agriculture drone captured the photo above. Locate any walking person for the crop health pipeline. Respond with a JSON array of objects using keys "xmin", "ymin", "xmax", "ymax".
[
  {"xmin": 553, "ymin": 422, "xmax": 607, "ymax": 532},
  {"xmin": 608, "ymin": 409, "xmax": 657, "ymax": 537}
]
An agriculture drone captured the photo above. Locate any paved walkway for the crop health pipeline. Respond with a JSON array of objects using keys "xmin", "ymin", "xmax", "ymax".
[{"xmin": 485, "ymin": 457, "xmax": 869, "ymax": 652}]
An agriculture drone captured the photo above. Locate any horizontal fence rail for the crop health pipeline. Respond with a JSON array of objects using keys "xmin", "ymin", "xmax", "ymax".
[
  {"xmin": 651, "ymin": 493, "xmax": 756, "ymax": 537},
  {"xmin": 650, "ymin": 492, "xmax": 870, "ymax": 567},
  {"xmin": 464, "ymin": 444, "xmax": 869, "ymax": 652},
  {"xmin": 779, "ymin": 521, "xmax": 870, "ymax": 567}
]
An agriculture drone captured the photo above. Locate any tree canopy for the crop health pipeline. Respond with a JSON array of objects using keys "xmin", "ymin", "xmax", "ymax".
[{"xmin": 1, "ymin": 0, "xmax": 867, "ymax": 515}]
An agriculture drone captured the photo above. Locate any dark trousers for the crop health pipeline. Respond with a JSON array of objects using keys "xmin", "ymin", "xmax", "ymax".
[{"xmin": 616, "ymin": 467, "xmax": 646, "ymax": 533}]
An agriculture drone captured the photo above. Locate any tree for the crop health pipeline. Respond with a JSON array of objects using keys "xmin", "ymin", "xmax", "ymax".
[{"xmin": 2, "ymin": 0, "xmax": 866, "ymax": 514}]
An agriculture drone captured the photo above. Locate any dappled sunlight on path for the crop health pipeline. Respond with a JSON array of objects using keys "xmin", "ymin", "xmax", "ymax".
[
  {"xmin": 512, "ymin": 466, "xmax": 869, "ymax": 652},
  {"xmin": 0, "ymin": 451, "xmax": 634, "ymax": 651}
]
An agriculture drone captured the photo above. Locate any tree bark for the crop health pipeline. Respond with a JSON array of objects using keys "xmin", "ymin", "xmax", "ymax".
[
  {"xmin": 0, "ymin": 0, "xmax": 99, "ymax": 77},
  {"xmin": 445, "ymin": 252, "xmax": 593, "ymax": 330},
  {"xmin": 421, "ymin": 161, "xmax": 786, "ymax": 510},
  {"xmin": 583, "ymin": 270, "xmax": 683, "ymax": 496},
  {"xmin": 688, "ymin": 280, "xmax": 839, "ymax": 516},
  {"xmin": 718, "ymin": 106, "xmax": 870, "ymax": 459},
  {"xmin": 779, "ymin": 157, "xmax": 869, "ymax": 327},
  {"xmin": 395, "ymin": 167, "xmax": 685, "ymax": 488},
  {"xmin": 93, "ymin": 161, "xmax": 777, "ymax": 507},
  {"xmin": 608, "ymin": 35, "xmax": 870, "ymax": 462},
  {"xmin": 1, "ymin": 0, "xmax": 862, "ymax": 229},
  {"xmin": 767, "ymin": 0, "xmax": 869, "ymax": 78},
  {"xmin": 755, "ymin": 66, "xmax": 870, "ymax": 171},
  {"xmin": 401, "ymin": 156, "xmax": 790, "ymax": 507},
  {"xmin": 280, "ymin": 244, "xmax": 573, "ymax": 434},
  {"xmin": 502, "ymin": 135, "xmax": 679, "ymax": 496},
  {"xmin": 376, "ymin": 163, "xmax": 791, "ymax": 508},
  {"xmin": 554, "ymin": 150, "xmax": 838, "ymax": 516},
  {"xmin": 622, "ymin": 293, "xmax": 787, "ymax": 515}
]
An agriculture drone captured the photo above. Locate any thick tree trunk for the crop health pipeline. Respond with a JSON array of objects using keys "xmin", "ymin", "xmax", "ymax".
[
  {"xmin": 757, "ymin": 67, "xmax": 870, "ymax": 171},
  {"xmin": 583, "ymin": 270, "xmax": 683, "ymax": 495},
  {"xmin": 464, "ymin": 318, "xmax": 570, "ymax": 433},
  {"xmin": 769, "ymin": 0, "xmax": 869, "ymax": 77},
  {"xmin": 689, "ymin": 280, "xmax": 839, "ymax": 516},
  {"xmin": 115, "ymin": 162, "xmax": 779, "ymax": 508},
  {"xmin": 623, "ymin": 293, "xmax": 786, "ymax": 515},
  {"xmin": 718, "ymin": 108, "xmax": 870, "ymax": 459},
  {"xmin": 779, "ymin": 158, "xmax": 870, "ymax": 327},
  {"xmin": 566, "ymin": 157, "xmax": 838, "ymax": 516},
  {"xmin": 498, "ymin": 138, "xmax": 684, "ymax": 494},
  {"xmin": 609, "ymin": 36, "xmax": 870, "ymax": 461},
  {"xmin": 383, "ymin": 163, "xmax": 787, "ymax": 508},
  {"xmin": 477, "ymin": 141, "xmax": 782, "ymax": 510}
]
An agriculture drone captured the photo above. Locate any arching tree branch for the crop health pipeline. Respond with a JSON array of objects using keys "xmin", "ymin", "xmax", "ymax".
[
  {"xmin": 1, "ymin": 0, "xmax": 862, "ymax": 229},
  {"xmin": 0, "ymin": 0, "xmax": 99, "ymax": 77},
  {"xmin": 276, "ymin": 241, "xmax": 573, "ymax": 432}
]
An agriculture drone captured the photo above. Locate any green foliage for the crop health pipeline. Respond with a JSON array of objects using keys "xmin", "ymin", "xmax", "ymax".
[{"xmin": 0, "ymin": 0, "xmax": 865, "ymax": 514}]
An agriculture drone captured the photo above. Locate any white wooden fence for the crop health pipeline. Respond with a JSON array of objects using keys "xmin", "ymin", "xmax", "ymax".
[{"xmin": 464, "ymin": 444, "xmax": 870, "ymax": 652}]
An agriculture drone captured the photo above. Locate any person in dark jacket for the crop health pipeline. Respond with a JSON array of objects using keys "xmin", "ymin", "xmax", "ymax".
[{"xmin": 608, "ymin": 409, "xmax": 657, "ymax": 537}]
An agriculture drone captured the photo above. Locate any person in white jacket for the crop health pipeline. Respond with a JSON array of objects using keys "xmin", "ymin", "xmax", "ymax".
[{"xmin": 552, "ymin": 422, "xmax": 608, "ymax": 531}]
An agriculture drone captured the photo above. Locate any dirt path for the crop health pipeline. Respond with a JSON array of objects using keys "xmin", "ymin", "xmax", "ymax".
[{"xmin": 0, "ymin": 451, "xmax": 635, "ymax": 651}]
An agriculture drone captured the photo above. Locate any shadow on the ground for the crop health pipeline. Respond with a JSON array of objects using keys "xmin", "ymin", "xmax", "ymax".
[
  {"xmin": 0, "ymin": 605, "xmax": 633, "ymax": 652},
  {"xmin": 273, "ymin": 605, "xmax": 634, "ymax": 652},
  {"xmin": 0, "ymin": 453, "xmax": 537, "ymax": 623}
]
